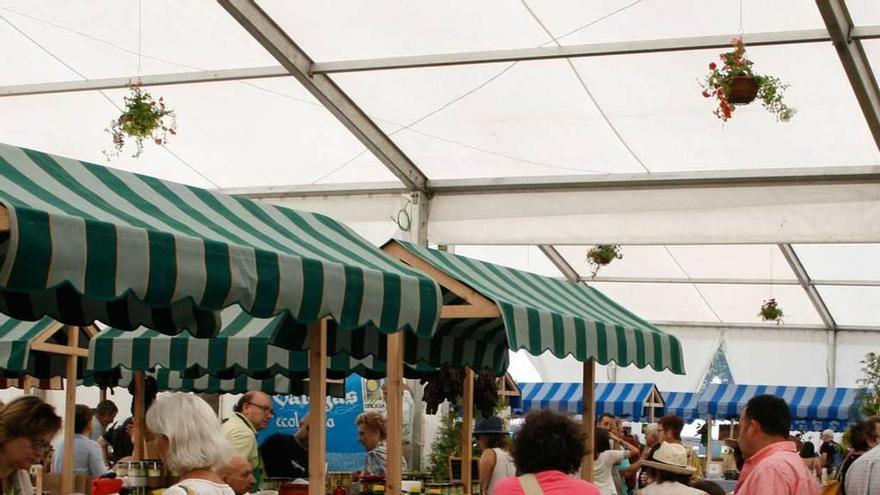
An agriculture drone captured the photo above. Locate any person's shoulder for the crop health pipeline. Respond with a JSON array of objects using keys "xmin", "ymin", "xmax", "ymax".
[{"xmin": 492, "ymin": 476, "xmax": 522, "ymax": 495}]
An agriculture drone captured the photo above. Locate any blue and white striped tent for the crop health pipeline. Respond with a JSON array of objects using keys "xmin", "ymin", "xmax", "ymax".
[
  {"xmin": 513, "ymin": 382, "xmax": 664, "ymax": 420},
  {"xmin": 662, "ymin": 391, "xmax": 699, "ymax": 421},
  {"xmin": 698, "ymin": 384, "xmax": 861, "ymax": 431}
]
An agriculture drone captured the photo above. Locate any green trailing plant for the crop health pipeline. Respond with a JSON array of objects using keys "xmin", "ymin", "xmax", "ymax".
[
  {"xmin": 701, "ymin": 38, "xmax": 795, "ymax": 122},
  {"xmin": 587, "ymin": 245, "xmax": 623, "ymax": 278},
  {"xmin": 105, "ymin": 83, "xmax": 177, "ymax": 158},
  {"xmin": 857, "ymin": 352, "xmax": 880, "ymax": 417},
  {"xmin": 759, "ymin": 298, "xmax": 784, "ymax": 324}
]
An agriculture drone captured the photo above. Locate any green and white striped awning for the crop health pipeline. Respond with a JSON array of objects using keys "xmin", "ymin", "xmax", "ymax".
[
  {"xmin": 394, "ymin": 242, "xmax": 686, "ymax": 374},
  {"xmin": 83, "ymin": 368, "xmax": 345, "ymax": 397},
  {"xmin": 0, "ymin": 143, "xmax": 441, "ymax": 338},
  {"xmin": 0, "ymin": 314, "xmax": 89, "ymax": 379},
  {"xmin": 88, "ymin": 306, "xmax": 438, "ymax": 380}
]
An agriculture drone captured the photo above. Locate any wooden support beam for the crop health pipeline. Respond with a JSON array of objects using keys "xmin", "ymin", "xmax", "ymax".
[
  {"xmin": 581, "ymin": 359, "xmax": 595, "ymax": 481},
  {"xmin": 132, "ymin": 372, "xmax": 146, "ymax": 460},
  {"xmin": 440, "ymin": 304, "xmax": 501, "ymax": 319},
  {"xmin": 30, "ymin": 341, "xmax": 89, "ymax": 357},
  {"xmin": 706, "ymin": 415, "xmax": 714, "ymax": 464},
  {"xmin": 0, "ymin": 205, "xmax": 8, "ymax": 232},
  {"xmin": 386, "ymin": 331, "xmax": 404, "ymax": 495},
  {"xmin": 61, "ymin": 326, "xmax": 78, "ymax": 495},
  {"xmin": 308, "ymin": 320, "xmax": 328, "ymax": 495},
  {"xmin": 461, "ymin": 368, "xmax": 474, "ymax": 495},
  {"xmin": 383, "ymin": 241, "xmax": 498, "ymax": 308}
]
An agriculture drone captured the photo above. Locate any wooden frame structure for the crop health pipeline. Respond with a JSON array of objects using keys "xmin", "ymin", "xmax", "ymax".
[
  {"xmin": 11, "ymin": 320, "xmax": 99, "ymax": 494},
  {"xmin": 383, "ymin": 240, "xmax": 610, "ymax": 484}
]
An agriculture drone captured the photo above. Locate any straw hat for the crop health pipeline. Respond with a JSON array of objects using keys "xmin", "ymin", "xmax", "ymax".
[{"xmin": 642, "ymin": 442, "xmax": 697, "ymax": 475}]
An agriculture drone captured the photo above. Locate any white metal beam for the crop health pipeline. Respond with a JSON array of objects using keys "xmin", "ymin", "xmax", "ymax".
[
  {"xmin": 537, "ymin": 245, "xmax": 580, "ymax": 282},
  {"xmin": 4, "ymin": 26, "xmax": 880, "ymax": 98},
  {"xmin": 653, "ymin": 320, "xmax": 879, "ymax": 333},
  {"xmin": 217, "ymin": 0, "xmax": 429, "ymax": 192},
  {"xmin": 224, "ymin": 165, "xmax": 880, "ymax": 198},
  {"xmin": 311, "ymin": 27, "xmax": 880, "ymax": 74},
  {"xmin": 587, "ymin": 276, "xmax": 880, "ymax": 287},
  {"xmin": 818, "ymin": 1, "xmax": 880, "ymax": 152}
]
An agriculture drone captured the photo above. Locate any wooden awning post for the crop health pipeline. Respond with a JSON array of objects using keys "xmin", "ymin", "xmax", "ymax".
[
  {"xmin": 132, "ymin": 371, "xmax": 146, "ymax": 460},
  {"xmin": 461, "ymin": 368, "xmax": 474, "ymax": 494},
  {"xmin": 706, "ymin": 415, "xmax": 714, "ymax": 466},
  {"xmin": 308, "ymin": 320, "xmax": 327, "ymax": 495},
  {"xmin": 386, "ymin": 331, "xmax": 404, "ymax": 495},
  {"xmin": 581, "ymin": 359, "xmax": 595, "ymax": 481},
  {"xmin": 61, "ymin": 326, "xmax": 79, "ymax": 495}
]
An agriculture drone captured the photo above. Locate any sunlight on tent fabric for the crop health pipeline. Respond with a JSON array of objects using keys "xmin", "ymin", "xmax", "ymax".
[
  {"xmin": 589, "ymin": 282, "xmax": 722, "ymax": 323},
  {"xmin": 818, "ymin": 286, "xmax": 880, "ymax": 327},
  {"xmin": 795, "ymin": 244, "xmax": 880, "ymax": 281},
  {"xmin": 451, "ymin": 245, "xmax": 564, "ymax": 278},
  {"xmin": 507, "ymin": 350, "xmax": 542, "ymax": 383}
]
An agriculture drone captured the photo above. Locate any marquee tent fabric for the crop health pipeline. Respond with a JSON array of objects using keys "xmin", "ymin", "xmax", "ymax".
[
  {"xmin": 512, "ymin": 382, "xmax": 663, "ymax": 420},
  {"xmin": 662, "ymin": 391, "xmax": 700, "ymax": 422},
  {"xmin": 698, "ymin": 384, "xmax": 861, "ymax": 430},
  {"xmin": 0, "ymin": 142, "xmax": 441, "ymax": 338},
  {"xmin": 395, "ymin": 241, "xmax": 685, "ymax": 374},
  {"xmin": 0, "ymin": 314, "xmax": 91, "ymax": 379},
  {"xmin": 88, "ymin": 305, "xmax": 439, "ymax": 381}
]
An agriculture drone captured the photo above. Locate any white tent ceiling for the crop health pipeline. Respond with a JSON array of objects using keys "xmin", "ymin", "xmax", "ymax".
[{"xmin": 2, "ymin": 0, "xmax": 879, "ymax": 389}]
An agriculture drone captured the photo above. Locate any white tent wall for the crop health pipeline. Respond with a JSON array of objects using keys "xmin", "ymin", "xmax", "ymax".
[
  {"xmin": 722, "ymin": 328, "xmax": 830, "ymax": 386},
  {"xmin": 836, "ymin": 331, "xmax": 880, "ymax": 387}
]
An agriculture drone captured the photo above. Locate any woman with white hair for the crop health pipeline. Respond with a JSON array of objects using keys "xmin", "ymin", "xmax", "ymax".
[{"xmin": 146, "ymin": 393, "xmax": 235, "ymax": 495}]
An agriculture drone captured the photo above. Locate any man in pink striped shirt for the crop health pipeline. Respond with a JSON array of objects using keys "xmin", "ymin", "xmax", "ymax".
[{"xmin": 734, "ymin": 395, "xmax": 819, "ymax": 495}]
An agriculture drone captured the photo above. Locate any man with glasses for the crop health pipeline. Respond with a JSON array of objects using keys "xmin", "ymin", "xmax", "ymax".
[{"xmin": 223, "ymin": 391, "xmax": 274, "ymax": 489}]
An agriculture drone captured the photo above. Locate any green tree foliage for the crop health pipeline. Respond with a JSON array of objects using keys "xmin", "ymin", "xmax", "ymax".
[
  {"xmin": 428, "ymin": 411, "xmax": 463, "ymax": 481},
  {"xmin": 858, "ymin": 352, "xmax": 880, "ymax": 416}
]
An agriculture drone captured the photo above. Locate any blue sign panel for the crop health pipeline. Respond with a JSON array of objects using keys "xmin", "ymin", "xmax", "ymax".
[{"xmin": 258, "ymin": 376, "xmax": 385, "ymax": 471}]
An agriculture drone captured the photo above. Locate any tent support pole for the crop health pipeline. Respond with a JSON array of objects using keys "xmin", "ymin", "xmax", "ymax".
[
  {"xmin": 386, "ymin": 331, "xmax": 404, "ymax": 495},
  {"xmin": 706, "ymin": 415, "xmax": 714, "ymax": 466},
  {"xmin": 308, "ymin": 319, "xmax": 327, "ymax": 495},
  {"xmin": 132, "ymin": 372, "xmax": 146, "ymax": 460},
  {"xmin": 581, "ymin": 359, "xmax": 595, "ymax": 481},
  {"xmin": 61, "ymin": 326, "xmax": 78, "ymax": 495},
  {"xmin": 461, "ymin": 367, "xmax": 474, "ymax": 494}
]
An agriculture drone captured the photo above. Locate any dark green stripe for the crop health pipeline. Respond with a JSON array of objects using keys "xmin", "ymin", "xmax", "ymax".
[
  {"xmin": 634, "ymin": 328, "xmax": 646, "ymax": 368},
  {"xmin": 144, "ymin": 231, "xmax": 176, "ymax": 304},
  {"xmin": 169, "ymin": 333, "xmax": 191, "ymax": 370},
  {"xmin": 250, "ymin": 251, "xmax": 280, "ymax": 317},
  {"xmin": 339, "ymin": 266, "xmax": 365, "ymax": 330},
  {"xmin": 298, "ymin": 258, "xmax": 324, "ymax": 322},
  {"xmin": 200, "ymin": 240, "xmax": 231, "ymax": 308},
  {"xmin": 7, "ymin": 208, "xmax": 51, "ymax": 290},
  {"xmin": 379, "ymin": 273, "xmax": 402, "ymax": 332},
  {"xmin": 84, "ymin": 221, "xmax": 117, "ymax": 299},
  {"xmin": 596, "ymin": 322, "xmax": 608, "ymax": 363},
  {"xmin": 131, "ymin": 334, "xmax": 152, "ymax": 371},
  {"xmin": 551, "ymin": 313, "xmax": 565, "ymax": 356},
  {"xmin": 526, "ymin": 308, "xmax": 541, "ymax": 352},
  {"xmin": 574, "ymin": 319, "xmax": 587, "ymax": 361},
  {"xmin": 615, "ymin": 326, "xmax": 628, "ymax": 366}
]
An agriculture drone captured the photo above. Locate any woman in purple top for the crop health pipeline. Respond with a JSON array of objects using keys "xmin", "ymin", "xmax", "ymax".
[{"xmin": 494, "ymin": 410, "xmax": 600, "ymax": 495}]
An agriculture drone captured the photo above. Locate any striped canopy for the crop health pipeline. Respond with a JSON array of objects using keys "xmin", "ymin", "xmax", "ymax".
[
  {"xmin": 512, "ymin": 382, "xmax": 664, "ymax": 420},
  {"xmin": 662, "ymin": 392, "xmax": 699, "ymax": 421},
  {"xmin": 0, "ymin": 314, "xmax": 89, "ymax": 380},
  {"xmin": 88, "ymin": 306, "xmax": 438, "ymax": 381},
  {"xmin": 395, "ymin": 242, "xmax": 685, "ymax": 374},
  {"xmin": 698, "ymin": 384, "xmax": 861, "ymax": 428},
  {"xmin": 0, "ymin": 143, "xmax": 440, "ymax": 338},
  {"xmin": 83, "ymin": 368, "xmax": 345, "ymax": 397}
]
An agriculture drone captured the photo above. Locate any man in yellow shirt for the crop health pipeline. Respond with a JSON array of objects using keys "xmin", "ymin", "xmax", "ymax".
[{"xmin": 223, "ymin": 391, "xmax": 274, "ymax": 488}]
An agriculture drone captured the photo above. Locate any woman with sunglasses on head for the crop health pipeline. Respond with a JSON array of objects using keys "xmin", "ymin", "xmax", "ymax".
[{"xmin": 0, "ymin": 396, "xmax": 62, "ymax": 495}]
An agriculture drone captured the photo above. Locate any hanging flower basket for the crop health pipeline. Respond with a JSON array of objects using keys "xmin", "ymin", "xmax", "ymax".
[
  {"xmin": 701, "ymin": 38, "xmax": 795, "ymax": 122},
  {"xmin": 759, "ymin": 297, "xmax": 784, "ymax": 324},
  {"xmin": 586, "ymin": 245, "xmax": 623, "ymax": 278},
  {"xmin": 105, "ymin": 83, "xmax": 177, "ymax": 158}
]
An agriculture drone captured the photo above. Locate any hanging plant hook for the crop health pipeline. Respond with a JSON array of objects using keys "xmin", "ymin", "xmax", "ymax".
[{"xmin": 391, "ymin": 199, "xmax": 413, "ymax": 232}]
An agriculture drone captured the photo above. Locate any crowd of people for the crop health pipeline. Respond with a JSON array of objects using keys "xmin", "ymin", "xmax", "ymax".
[{"xmin": 2, "ymin": 388, "xmax": 880, "ymax": 495}]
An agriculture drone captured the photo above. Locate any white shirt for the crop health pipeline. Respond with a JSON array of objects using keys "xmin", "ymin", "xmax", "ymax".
[
  {"xmin": 640, "ymin": 481, "xmax": 707, "ymax": 495},
  {"xmin": 593, "ymin": 450, "xmax": 628, "ymax": 495},
  {"xmin": 487, "ymin": 448, "xmax": 517, "ymax": 495},
  {"xmin": 163, "ymin": 479, "xmax": 236, "ymax": 495},
  {"xmin": 845, "ymin": 444, "xmax": 880, "ymax": 495}
]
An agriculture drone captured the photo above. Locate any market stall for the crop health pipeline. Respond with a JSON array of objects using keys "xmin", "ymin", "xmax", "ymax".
[
  {"xmin": 0, "ymin": 142, "xmax": 445, "ymax": 495},
  {"xmin": 383, "ymin": 240, "xmax": 685, "ymax": 486},
  {"xmin": 0, "ymin": 315, "xmax": 97, "ymax": 493},
  {"xmin": 512, "ymin": 382, "xmax": 665, "ymax": 421},
  {"xmin": 661, "ymin": 392, "xmax": 700, "ymax": 422}
]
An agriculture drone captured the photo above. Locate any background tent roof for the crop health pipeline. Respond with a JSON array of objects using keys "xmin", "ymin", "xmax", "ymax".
[
  {"xmin": 512, "ymin": 382, "xmax": 664, "ymax": 420},
  {"xmin": 661, "ymin": 391, "xmax": 700, "ymax": 422},
  {"xmin": 393, "ymin": 241, "xmax": 685, "ymax": 374},
  {"xmin": 0, "ymin": 142, "xmax": 441, "ymax": 338},
  {"xmin": 698, "ymin": 384, "xmax": 861, "ymax": 428}
]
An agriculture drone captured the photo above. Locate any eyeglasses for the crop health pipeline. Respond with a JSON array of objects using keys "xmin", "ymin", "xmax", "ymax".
[{"xmin": 246, "ymin": 402, "xmax": 273, "ymax": 415}]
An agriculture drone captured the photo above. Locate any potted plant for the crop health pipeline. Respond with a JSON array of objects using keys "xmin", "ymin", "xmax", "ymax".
[
  {"xmin": 105, "ymin": 83, "xmax": 177, "ymax": 158},
  {"xmin": 759, "ymin": 297, "xmax": 784, "ymax": 324},
  {"xmin": 701, "ymin": 38, "xmax": 796, "ymax": 122},
  {"xmin": 586, "ymin": 245, "xmax": 623, "ymax": 277}
]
